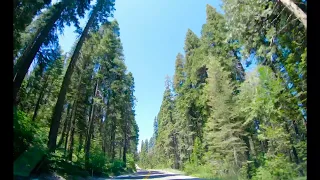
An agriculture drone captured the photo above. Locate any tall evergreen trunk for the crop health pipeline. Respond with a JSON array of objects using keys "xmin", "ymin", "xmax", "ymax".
[
  {"xmin": 119, "ymin": 145, "xmax": 122, "ymax": 161},
  {"xmin": 84, "ymin": 110, "xmax": 95, "ymax": 169},
  {"xmin": 14, "ymin": 25, "xmax": 42, "ymax": 64},
  {"xmin": 68, "ymin": 74, "xmax": 82, "ymax": 160},
  {"xmin": 14, "ymin": 1, "xmax": 50, "ymax": 34},
  {"xmin": 78, "ymin": 132, "xmax": 83, "ymax": 153},
  {"xmin": 48, "ymin": 5, "xmax": 99, "ymax": 152},
  {"xmin": 68, "ymin": 105, "xmax": 77, "ymax": 161},
  {"xmin": 101, "ymin": 122, "xmax": 106, "ymax": 155},
  {"xmin": 284, "ymin": 122, "xmax": 304, "ymax": 176},
  {"xmin": 85, "ymin": 80, "xmax": 99, "ymax": 170},
  {"xmin": 64, "ymin": 101, "xmax": 75, "ymax": 156},
  {"xmin": 32, "ymin": 75, "xmax": 49, "ymax": 121},
  {"xmin": 102, "ymin": 137, "xmax": 106, "ymax": 155},
  {"xmin": 111, "ymin": 120, "xmax": 116, "ymax": 160},
  {"xmin": 13, "ymin": 2, "xmax": 67, "ymax": 103},
  {"xmin": 233, "ymin": 146, "xmax": 238, "ymax": 167},
  {"xmin": 57, "ymin": 104, "xmax": 71, "ymax": 148},
  {"xmin": 122, "ymin": 109, "xmax": 129, "ymax": 164},
  {"xmin": 243, "ymin": 136, "xmax": 253, "ymax": 179},
  {"xmin": 248, "ymin": 135, "xmax": 256, "ymax": 157},
  {"xmin": 42, "ymin": 79, "xmax": 55, "ymax": 106},
  {"xmin": 108, "ymin": 131, "xmax": 112, "ymax": 157},
  {"xmin": 64, "ymin": 119, "xmax": 70, "ymax": 156},
  {"xmin": 173, "ymin": 132, "xmax": 180, "ymax": 169},
  {"xmin": 13, "ymin": 1, "xmax": 50, "ymax": 58},
  {"xmin": 292, "ymin": 120, "xmax": 305, "ymax": 141},
  {"xmin": 122, "ymin": 132, "xmax": 127, "ymax": 165}
]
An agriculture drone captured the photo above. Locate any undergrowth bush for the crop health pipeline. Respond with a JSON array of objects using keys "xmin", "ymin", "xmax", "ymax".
[
  {"xmin": 184, "ymin": 163, "xmax": 219, "ymax": 179},
  {"xmin": 107, "ymin": 159, "xmax": 126, "ymax": 176},
  {"xmin": 14, "ymin": 109, "xmax": 35, "ymax": 160},
  {"xmin": 14, "ymin": 108, "xmax": 135, "ymax": 178},
  {"xmin": 46, "ymin": 151, "xmax": 89, "ymax": 178},
  {"xmin": 126, "ymin": 153, "xmax": 136, "ymax": 172},
  {"xmin": 89, "ymin": 148, "xmax": 108, "ymax": 176},
  {"xmin": 252, "ymin": 154, "xmax": 298, "ymax": 180}
]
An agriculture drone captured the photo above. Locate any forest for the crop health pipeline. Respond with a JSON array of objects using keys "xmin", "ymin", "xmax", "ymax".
[
  {"xmin": 14, "ymin": 0, "xmax": 139, "ymax": 178},
  {"xmin": 13, "ymin": 0, "xmax": 307, "ymax": 179},
  {"xmin": 138, "ymin": 0, "xmax": 307, "ymax": 180}
]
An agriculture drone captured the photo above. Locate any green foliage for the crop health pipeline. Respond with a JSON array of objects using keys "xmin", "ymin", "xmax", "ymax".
[
  {"xmin": 253, "ymin": 155, "xmax": 298, "ymax": 180},
  {"xmin": 184, "ymin": 163, "xmax": 206, "ymax": 177},
  {"xmin": 89, "ymin": 148, "xmax": 108, "ymax": 175},
  {"xmin": 108, "ymin": 160, "xmax": 126, "ymax": 176},
  {"xmin": 145, "ymin": 1, "xmax": 306, "ymax": 180},
  {"xmin": 126, "ymin": 153, "xmax": 136, "ymax": 172},
  {"xmin": 13, "ymin": 0, "xmax": 306, "ymax": 179},
  {"xmin": 47, "ymin": 152, "xmax": 90, "ymax": 178},
  {"xmin": 14, "ymin": 11, "xmax": 138, "ymax": 179},
  {"xmin": 14, "ymin": 110, "xmax": 35, "ymax": 160},
  {"xmin": 190, "ymin": 137, "xmax": 202, "ymax": 165}
]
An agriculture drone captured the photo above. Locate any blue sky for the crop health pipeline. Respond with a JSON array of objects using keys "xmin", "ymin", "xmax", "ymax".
[{"xmin": 57, "ymin": 0, "xmax": 224, "ymax": 152}]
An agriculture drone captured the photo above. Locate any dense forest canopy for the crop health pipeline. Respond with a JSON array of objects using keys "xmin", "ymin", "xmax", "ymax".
[
  {"xmin": 14, "ymin": 0, "xmax": 139, "ymax": 178},
  {"xmin": 13, "ymin": 0, "xmax": 306, "ymax": 179},
  {"xmin": 138, "ymin": 1, "xmax": 306, "ymax": 180}
]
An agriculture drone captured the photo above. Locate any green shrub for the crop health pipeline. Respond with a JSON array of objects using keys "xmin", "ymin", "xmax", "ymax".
[
  {"xmin": 238, "ymin": 162, "xmax": 249, "ymax": 180},
  {"xmin": 126, "ymin": 153, "xmax": 136, "ymax": 172},
  {"xmin": 183, "ymin": 162, "xmax": 197, "ymax": 175},
  {"xmin": 89, "ymin": 150, "xmax": 108, "ymax": 176},
  {"xmin": 253, "ymin": 167, "xmax": 274, "ymax": 180},
  {"xmin": 46, "ymin": 152, "xmax": 89, "ymax": 178},
  {"xmin": 107, "ymin": 159, "xmax": 125, "ymax": 176},
  {"xmin": 184, "ymin": 163, "xmax": 219, "ymax": 179},
  {"xmin": 14, "ymin": 109, "xmax": 35, "ymax": 160},
  {"xmin": 252, "ymin": 154, "xmax": 298, "ymax": 180}
]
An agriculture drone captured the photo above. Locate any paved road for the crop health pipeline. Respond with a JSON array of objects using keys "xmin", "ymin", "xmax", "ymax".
[{"xmin": 112, "ymin": 169, "xmax": 203, "ymax": 180}]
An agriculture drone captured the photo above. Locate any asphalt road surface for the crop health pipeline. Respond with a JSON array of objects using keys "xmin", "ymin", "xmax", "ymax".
[{"xmin": 112, "ymin": 169, "xmax": 203, "ymax": 180}]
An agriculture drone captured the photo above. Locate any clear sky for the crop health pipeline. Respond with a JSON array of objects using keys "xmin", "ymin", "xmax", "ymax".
[{"xmin": 56, "ymin": 0, "xmax": 233, "ymax": 152}]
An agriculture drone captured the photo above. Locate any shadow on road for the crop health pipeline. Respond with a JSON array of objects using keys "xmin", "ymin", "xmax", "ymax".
[{"xmin": 113, "ymin": 170, "xmax": 203, "ymax": 179}]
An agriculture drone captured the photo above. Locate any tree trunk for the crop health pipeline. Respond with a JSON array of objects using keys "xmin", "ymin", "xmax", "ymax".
[
  {"xmin": 57, "ymin": 104, "xmax": 71, "ymax": 148},
  {"xmin": 101, "ymin": 122, "xmax": 106, "ymax": 155},
  {"xmin": 66, "ymin": 75, "xmax": 83, "ymax": 159},
  {"xmin": 64, "ymin": 101, "xmax": 75, "ymax": 157},
  {"xmin": 32, "ymin": 75, "xmax": 49, "ymax": 121},
  {"xmin": 42, "ymin": 80, "xmax": 54, "ymax": 106},
  {"xmin": 279, "ymin": 0, "xmax": 307, "ymax": 29},
  {"xmin": 47, "ymin": 5, "xmax": 99, "ymax": 152},
  {"xmin": 111, "ymin": 120, "xmax": 116, "ymax": 161},
  {"xmin": 85, "ymin": 80, "xmax": 99, "ymax": 170},
  {"xmin": 123, "ymin": 136, "xmax": 127, "ymax": 165},
  {"xmin": 14, "ymin": 26, "xmax": 42, "ymax": 65},
  {"xmin": 122, "ymin": 110, "xmax": 129, "ymax": 165},
  {"xmin": 102, "ymin": 137, "xmax": 106, "ymax": 155},
  {"xmin": 13, "ymin": 2, "xmax": 67, "ymax": 103},
  {"xmin": 292, "ymin": 120, "xmax": 304, "ymax": 141},
  {"xmin": 119, "ymin": 144, "xmax": 122, "ymax": 161},
  {"xmin": 173, "ymin": 133, "xmax": 180, "ymax": 169},
  {"xmin": 78, "ymin": 132, "xmax": 83, "ymax": 153},
  {"xmin": 284, "ymin": 122, "xmax": 304, "ymax": 176},
  {"xmin": 248, "ymin": 135, "xmax": 256, "ymax": 156},
  {"xmin": 84, "ymin": 111, "xmax": 95, "ymax": 170},
  {"xmin": 68, "ymin": 105, "xmax": 77, "ymax": 161},
  {"xmin": 233, "ymin": 146, "xmax": 238, "ymax": 167}
]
